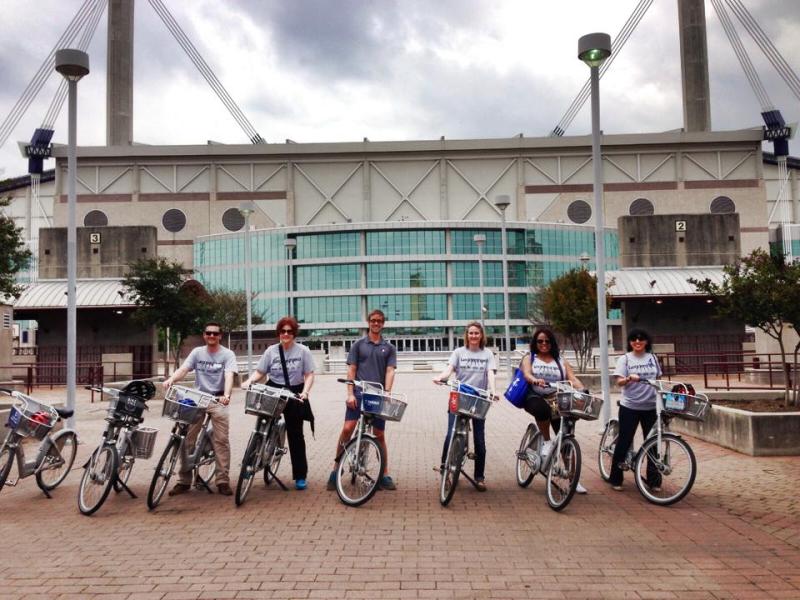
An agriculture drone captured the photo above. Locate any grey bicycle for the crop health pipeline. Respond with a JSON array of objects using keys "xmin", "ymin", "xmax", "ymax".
[
  {"xmin": 0, "ymin": 388, "xmax": 77, "ymax": 497},
  {"xmin": 78, "ymin": 381, "xmax": 158, "ymax": 515},
  {"xmin": 147, "ymin": 385, "xmax": 218, "ymax": 510}
]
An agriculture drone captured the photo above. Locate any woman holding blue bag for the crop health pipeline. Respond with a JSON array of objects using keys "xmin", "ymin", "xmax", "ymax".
[
  {"xmin": 520, "ymin": 326, "xmax": 587, "ymax": 494},
  {"xmin": 433, "ymin": 322, "xmax": 496, "ymax": 491}
]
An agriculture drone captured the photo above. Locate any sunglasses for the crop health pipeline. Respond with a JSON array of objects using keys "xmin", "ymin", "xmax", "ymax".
[
  {"xmin": 279, "ymin": 329, "xmax": 295, "ymax": 335},
  {"xmin": 204, "ymin": 331, "xmax": 221, "ymax": 336},
  {"xmin": 369, "ymin": 319, "xmax": 384, "ymax": 324},
  {"xmin": 535, "ymin": 338, "xmax": 551, "ymax": 345},
  {"xmin": 630, "ymin": 336, "xmax": 647, "ymax": 342}
]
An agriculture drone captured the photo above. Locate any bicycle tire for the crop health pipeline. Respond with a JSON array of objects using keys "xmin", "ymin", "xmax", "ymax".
[
  {"xmin": 264, "ymin": 419, "xmax": 286, "ymax": 486},
  {"xmin": 235, "ymin": 432, "xmax": 263, "ymax": 507},
  {"xmin": 37, "ymin": 429, "xmax": 78, "ymax": 491},
  {"xmin": 545, "ymin": 437, "xmax": 581, "ymax": 512},
  {"xmin": 147, "ymin": 437, "xmax": 181, "ymax": 510},
  {"xmin": 0, "ymin": 443, "xmax": 15, "ymax": 493},
  {"xmin": 195, "ymin": 435, "xmax": 217, "ymax": 487},
  {"xmin": 515, "ymin": 425, "xmax": 542, "ymax": 488},
  {"xmin": 335, "ymin": 435, "xmax": 384, "ymax": 507},
  {"xmin": 634, "ymin": 433, "xmax": 696, "ymax": 506},
  {"xmin": 78, "ymin": 444, "xmax": 118, "ymax": 516},
  {"xmin": 597, "ymin": 419, "xmax": 619, "ymax": 482},
  {"xmin": 439, "ymin": 432, "xmax": 465, "ymax": 507}
]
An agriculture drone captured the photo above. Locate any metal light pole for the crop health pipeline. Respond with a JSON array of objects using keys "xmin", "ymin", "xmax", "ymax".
[
  {"xmin": 494, "ymin": 195, "xmax": 513, "ymax": 377},
  {"xmin": 473, "ymin": 233, "xmax": 486, "ymax": 332},
  {"xmin": 238, "ymin": 202, "xmax": 255, "ymax": 373},
  {"xmin": 55, "ymin": 49, "xmax": 89, "ymax": 430},
  {"xmin": 579, "ymin": 32, "xmax": 612, "ymax": 423},
  {"xmin": 283, "ymin": 238, "xmax": 297, "ymax": 316}
]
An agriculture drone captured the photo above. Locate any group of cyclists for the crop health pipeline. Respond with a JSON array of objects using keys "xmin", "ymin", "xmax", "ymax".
[{"xmin": 159, "ymin": 308, "xmax": 665, "ymax": 498}]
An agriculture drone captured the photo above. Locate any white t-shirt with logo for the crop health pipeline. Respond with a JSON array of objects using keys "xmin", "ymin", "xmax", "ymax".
[
  {"xmin": 256, "ymin": 342, "xmax": 315, "ymax": 386},
  {"xmin": 613, "ymin": 352, "xmax": 662, "ymax": 410},
  {"xmin": 448, "ymin": 346, "xmax": 495, "ymax": 390},
  {"xmin": 531, "ymin": 355, "xmax": 565, "ymax": 385},
  {"xmin": 181, "ymin": 345, "xmax": 238, "ymax": 395}
]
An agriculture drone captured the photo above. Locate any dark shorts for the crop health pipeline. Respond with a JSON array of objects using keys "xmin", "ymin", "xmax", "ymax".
[{"xmin": 344, "ymin": 395, "xmax": 386, "ymax": 431}]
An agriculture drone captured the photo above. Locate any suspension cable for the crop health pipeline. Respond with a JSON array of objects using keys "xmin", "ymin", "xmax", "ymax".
[
  {"xmin": 148, "ymin": 0, "xmax": 265, "ymax": 144},
  {"xmin": 551, "ymin": 0, "xmax": 653, "ymax": 136}
]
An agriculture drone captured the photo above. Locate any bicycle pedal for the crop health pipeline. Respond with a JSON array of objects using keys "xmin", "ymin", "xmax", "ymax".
[{"xmin": 467, "ymin": 452, "xmax": 476, "ymax": 460}]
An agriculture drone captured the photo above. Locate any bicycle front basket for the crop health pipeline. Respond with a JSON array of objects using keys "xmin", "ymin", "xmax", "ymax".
[
  {"xmin": 245, "ymin": 385, "xmax": 289, "ymax": 418},
  {"xmin": 108, "ymin": 392, "xmax": 147, "ymax": 420},
  {"xmin": 361, "ymin": 391, "xmax": 407, "ymax": 422},
  {"xmin": 163, "ymin": 386, "xmax": 214, "ymax": 425},
  {"xmin": 452, "ymin": 391, "xmax": 491, "ymax": 420},
  {"xmin": 8, "ymin": 395, "xmax": 58, "ymax": 440},
  {"xmin": 556, "ymin": 390, "xmax": 604, "ymax": 420},
  {"xmin": 131, "ymin": 426, "xmax": 159, "ymax": 459},
  {"xmin": 661, "ymin": 391, "xmax": 710, "ymax": 422}
]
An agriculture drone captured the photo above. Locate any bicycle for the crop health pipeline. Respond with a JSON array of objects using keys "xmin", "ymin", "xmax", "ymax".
[
  {"xmin": 77, "ymin": 380, "xmax": 158, "ymax": 515},
  {"xmin": 436, "ymin": 379, "xmax": 494, "ymax": 507},
  {"xmin": 597, "ymin": 379, "xmax": 709, "ymax": 506},
  {"xmin": 0, "ymin": 388, "xmax": 77, "ymax": 497},
  {"xmin": 146, "ymin": 385, "xmax": 218, "ymax": 510},
  {"xmin": 514, "ymin": 382, "xmax": 603, "ymax": 511},
  {"xmin": 334, "ymin": 378, "xmax": 407, "ymax": 507},
  {"xmin": 235, "ymin": 384, "xmax": 297, "ymax": 506}
]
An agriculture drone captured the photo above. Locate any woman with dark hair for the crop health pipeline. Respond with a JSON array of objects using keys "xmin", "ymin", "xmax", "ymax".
[
  {"xmin": 608, "ymin": 328, "xmax": 662, "ymax": 491},
  {"xmin": 241, "ymin": 316, "xmax": 315, "ymax": 490},
  {"xmin": 521, "ymin": 326, "xmax": 587, "ymax": 493},
  {"xmin": 434, "ymin": 321, "xmax": 496, "ymax": 491}
]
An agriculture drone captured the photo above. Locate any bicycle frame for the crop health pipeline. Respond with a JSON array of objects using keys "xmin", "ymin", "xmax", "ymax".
[
  {"xmin": 170, "ymin": 410, "xmax": 216, "ymax": 488},
  {"xmin": 1, "ymin": 433, "xmax": 63, "ymax": 482}
]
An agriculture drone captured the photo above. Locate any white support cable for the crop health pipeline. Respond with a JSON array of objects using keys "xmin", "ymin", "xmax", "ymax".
[
  {"xmin": 42, "ymin": 0, "xmax": 107, "ymax": 129},
  {"xmin": 711, "ymin": 0, "xmax": 772, "ymax": 111},
  {"xmin": 148, "ymin": 0, "xmax": 265, "ymax": 143},
  {"xmin": 148, "ymin": 0, "xmax": 256, "ymax": 139},
  {"xmin": 552, "ymin": 0, "xmax": 653, "ymax": 136},
  {"xmin": 0, "ymin": 0, "xmax": 96, "ymax": 146},
  {"xmin": 725, "ymin": 0, "xmax": 800, "ymax": 101}
]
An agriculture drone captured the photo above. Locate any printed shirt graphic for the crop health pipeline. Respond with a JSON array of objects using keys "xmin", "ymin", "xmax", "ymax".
[
  {"xmin": 531, "ymin": 355, "xmax": 565, "ymax": 385},
  {"xmin": 182, "ymin": 345, "xmax": 237, "ymax": 395},
  {"xmin": 614, "ymin": 352, "xmax": 662, "ymax": 410},
  {"xmin": 256, "ymin": 343, "xmax": 315, "ymax": 386},
  {"xmin": 449, "ymin": 347, "xmax": 495, "ymax": 390}
]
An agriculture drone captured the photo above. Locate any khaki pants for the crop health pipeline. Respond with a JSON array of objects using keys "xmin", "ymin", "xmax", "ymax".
[{"xmin": 178, "ymin": 402, "xmax": 230, "ymax": 486}]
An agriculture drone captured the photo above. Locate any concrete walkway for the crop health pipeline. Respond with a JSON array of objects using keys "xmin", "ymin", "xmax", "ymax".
[{"xmin": 0, "ymin": 373, "xmax": 798, "ymax": 599}]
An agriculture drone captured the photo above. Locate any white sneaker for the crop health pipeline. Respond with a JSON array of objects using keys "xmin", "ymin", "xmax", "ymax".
[
  {"xmin": 575, "ymin": 482, "xmax": 587, "ymax": 494},
  {"xmin": 540, "ymin": 440, "xmax": 555, "ymax": 458}
]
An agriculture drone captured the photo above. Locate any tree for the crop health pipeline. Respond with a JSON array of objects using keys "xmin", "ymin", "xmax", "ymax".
[
  {"xmin": 122, "ymin": 258, "xmax": 210, "ymax": 367},
  {"xmin": 206, "ymin": 288, "xmax": 265, "ymax": 347},
  {"xmin": 531, "ymin": 268, "xmax": 607, "ymax": 372},
  {"xmin": 0, "ymin": 197, "xmax": 32, "ymax": 299},
  {"xmin": 690, "ymin": 249, "xmax": 800, "ymax": 406}
]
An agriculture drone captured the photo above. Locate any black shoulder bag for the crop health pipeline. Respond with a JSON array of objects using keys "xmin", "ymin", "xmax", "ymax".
[{"xmin": 279, "ymin": 345, "xmax": 315, "ymax": 436}]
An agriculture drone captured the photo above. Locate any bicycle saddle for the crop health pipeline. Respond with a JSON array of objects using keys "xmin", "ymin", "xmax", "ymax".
[
  {"xmin": 56, "ymin": 407, "xmax": 74, "ymax": 419},
  {"xmin": 121, "ymin": 380, "xmax": 156, "ymax": 400}
]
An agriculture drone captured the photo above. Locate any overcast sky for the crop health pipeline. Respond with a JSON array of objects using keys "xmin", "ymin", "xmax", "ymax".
[{"xmin": 1, "ymin": 0, "xmax": 799, "ymax": 180}]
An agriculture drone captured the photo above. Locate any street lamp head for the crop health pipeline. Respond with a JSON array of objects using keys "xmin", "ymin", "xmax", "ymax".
[
  {"xmin": 578, "ymin": 33, "xmax": 611, "ymax": 68},
  {"xmin": 283, "ymin": 238, "xmax": 297, "ymax": 248},
  {"xmin": 238, "ymin": 201, "xmax": 256, "ymax": 217},
  {"xmin": 473, "ymin": 233, "xmax": 486, "ymax": 244},
  {"xmin": 55, "ymin": 48, "xmax": 90, "ymax": 81},
  {"xmin": 494, "ymin": 195, "xmax": 511, "ymax": 212}
]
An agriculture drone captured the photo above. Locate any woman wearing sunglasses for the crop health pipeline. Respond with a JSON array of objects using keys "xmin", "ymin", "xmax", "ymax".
[
  {"xmin": 520, "ymin": 326, "xmax": 587, "ymax": 494},
  {"xmin": 241, "ymin": 316, "xmax": 315, "ymax": 490},
  {"xmin": 608, "ymin": 328, "xmax": 662, "ymax": 491}
]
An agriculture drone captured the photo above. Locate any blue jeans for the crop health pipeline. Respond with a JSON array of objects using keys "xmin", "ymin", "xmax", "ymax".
[{"xmin": 440, "ymin": 412, "xmax": 486, "ymax": 480}]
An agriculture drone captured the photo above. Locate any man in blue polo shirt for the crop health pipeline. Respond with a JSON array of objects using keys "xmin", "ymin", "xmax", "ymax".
[{"xmin": 328, "ymin": 309, "xmax": 398, "ymax": 490}]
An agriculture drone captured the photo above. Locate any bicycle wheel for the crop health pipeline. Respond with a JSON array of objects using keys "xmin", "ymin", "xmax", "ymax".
[
  {"xmin": 545, "ymin": 437, "xmax": 581, "ymax": 512},
  {"xmin": 515, "ymin": 425, "xmax": 542, "ymax": 488},
  {"xmin": 147, "ymin": 437, "xmax": 181, "ymax": 510},
  {"xmin": 264, "ymin": 419, "xmax": 286, "ymax": 486},
  {"xmin": 0, "ymin": 443, "xmax": 15, "ymax": 493},
  {"xmin": 36, "ymin": 429, "xmax": 77, "ymax": 491},
  {"xmin": 634, "ymin": 433, "xmax": 696, "ymax": 506},
  {"xmin": 598, "ymin": 419, "xmax": 619, "ymax": 482},
  {"xmin": 78, "ymin": 445, "xmax": 119, "ymax": 516},
  {"xmin": 195, "ymin": 435, "xmax": 217, "ymax": 487},
  {"xmin": 336, "ymin": 435, "xmax": 384, "ymax": 507},
  {"xmin": 235, "ymin": 432, "xmax": 263, "ymax": 507},
  {"xmin": 439, "ymin": 433, "xmax": 465, "ymax": 506}
]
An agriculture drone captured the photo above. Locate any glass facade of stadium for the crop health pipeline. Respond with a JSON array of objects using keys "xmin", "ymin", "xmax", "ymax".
[{"xmin": 194, "ymin": 221, "xmax": 618, "ymax": 352}]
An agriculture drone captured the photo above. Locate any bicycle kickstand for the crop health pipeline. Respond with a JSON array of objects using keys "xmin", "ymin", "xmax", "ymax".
[
  {"xmin": 266, "ymin": 468, "xmax": 289, "ymax": 491},
  {"xmin": 115, "ymin": 477, "xmax": 137, "ymax": 499},
  {"xmin": 462, "ymin": 471, "xmax": 479, "ymax": 489},
  {"xmin": 195, "ymin": 475, "xmax": 214, "ymax": 494}
]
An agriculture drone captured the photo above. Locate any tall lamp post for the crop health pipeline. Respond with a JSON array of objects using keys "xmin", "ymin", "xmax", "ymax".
[
  {"xmin": 283, "ymin": 238, "xmax": 297, "ymax": 316},
  {"xmin": 238, "ymin": 202, "xmax": 255, "ymax": 373},
  {"xmin": 473, "ymin": 233, "xmax": 486, "ymax": 332},
  {"xmin": 494, "ymin": 195, "xmax": 513, "ymax": 377},
  {"xmin": 578, "ymin": 32, "xmax": 612, "ymax": 423},
  {"xmin": 55, "ymin": 49, "xmax": 89, "ymax": 430}
]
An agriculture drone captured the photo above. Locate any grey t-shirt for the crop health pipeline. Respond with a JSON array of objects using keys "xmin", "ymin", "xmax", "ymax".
[
  {"xmin": 613, "ymin": 352, "xmax": 662, "ymax": 410},
  {"xmin": 448, "ymin": 347, "xmax": 495, "ymax": 390},
  {"xmin": 181, "ymin": 345, "xmax": 238, "ymax": 395},
  {"xmin": 256, "ymin": 342, "xmax": 315, "ymax": 386},
  {"xmin": 347, "ymin": 336, "xmax": 397, "ymax": 386},
  {"xmin": 531, "ymin": 355, "xmax": 566, "ymax": 384}
]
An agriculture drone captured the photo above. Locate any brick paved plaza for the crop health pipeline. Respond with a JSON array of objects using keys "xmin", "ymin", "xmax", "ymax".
[{"xmin": 1, "ymin": 373, "xmax": 798, "ymax": 599}]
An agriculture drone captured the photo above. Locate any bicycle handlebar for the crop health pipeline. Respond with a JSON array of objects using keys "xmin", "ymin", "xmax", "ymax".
[
  {"xmin": 435, "ymin": 378, "xmax": 498, "ymax": 401},
  {"xmin": 0, "ymin": 387, "xmax": 14, "ymax": 395}
]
